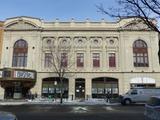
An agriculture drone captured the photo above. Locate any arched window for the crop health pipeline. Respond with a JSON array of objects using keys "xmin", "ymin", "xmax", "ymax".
[
  {"xmin": 12, "ymin": 39, "xmax": 28, "ymax": 67},
  {"xmin": 133, "ymin": 40, "xmax": 149, "ymax": 67}
]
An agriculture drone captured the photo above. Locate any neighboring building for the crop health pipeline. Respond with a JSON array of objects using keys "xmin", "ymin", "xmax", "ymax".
[
  {"xmin": 0, "ymin": 21, "xmax": 3, "ymax": 66},
  {"xmin": 0, "ymin": 21, "xmax": 4, "ymax": 99},
  {"xmin": 0, "ymin": 16, "xmax": 160, "ymax": 100}
]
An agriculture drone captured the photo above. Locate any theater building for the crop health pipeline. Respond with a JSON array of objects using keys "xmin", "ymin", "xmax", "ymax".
[
  {"xmin": 0, "ymin": 21, "xmax": 4, "ymax": 99},
  {"xmin": 0, "ymin": 21, "xmax": 3, "ymax": 63},
  {"xmin": 0, "ymin": 16, "xmax": 160, "ymax": 100}
]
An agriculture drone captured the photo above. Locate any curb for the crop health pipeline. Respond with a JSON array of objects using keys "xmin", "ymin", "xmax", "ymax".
[{"xmin": 0, "ymin": 101, "xmax": 120, "ymax": 106}]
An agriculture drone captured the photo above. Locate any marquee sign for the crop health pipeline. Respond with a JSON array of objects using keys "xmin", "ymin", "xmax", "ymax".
[
  {"xmin": 0, "ymin": 68, "xmax": 36, "ymax": 81},
  {"xmin": 13, "ymin": 70, "xmax": 35, "ymax": 79}
]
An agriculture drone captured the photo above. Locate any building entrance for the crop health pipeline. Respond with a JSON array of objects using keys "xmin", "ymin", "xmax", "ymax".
[
  {"xmin": 75, "ymin": 79, "xmax": 85, "ymax": 99},
  {"xmin": 2, "ymin": 81, "xmax": 34, "ymax": 99},
  {"xmin": 92, "ymin": 77, "xmax": 119, "ymax": 98},
  {"xmin": 0, "ymin": 68, "xmax": 37, "ymax": 99},
  {"xmin": 42, "ymin": 77, "xmax": 69, "ymax": 99}
]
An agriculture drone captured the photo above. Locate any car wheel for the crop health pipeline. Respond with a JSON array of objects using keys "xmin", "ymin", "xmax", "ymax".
[{"xmin": 124, "ymin": 99, "xmax": 131, "ymax": 105}]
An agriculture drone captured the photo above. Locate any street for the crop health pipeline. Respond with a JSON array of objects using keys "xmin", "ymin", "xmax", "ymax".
[{"xmin": 0, "ymin": 104, "xmax": 145, "ymax": 120}]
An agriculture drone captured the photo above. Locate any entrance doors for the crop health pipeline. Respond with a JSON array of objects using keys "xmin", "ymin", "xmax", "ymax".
[
  {"xmin": 4, "ymin": 82, "xmax": 23, "ymax": 99},
  {"xmin": 2, "ymin": 81, "xmax": 34, "ymax": 99},
  {"xmin": 13, "ymin": 82, "xmax": 22, "ymax": 99},
  {"xmin": 92, "ymin": 77, "xmax": 119, "ymax": 98},
  {"xmin": 5, "ymin": 87, "xmax": 14, "ymax": 99},
  {"xmin": 75, "ymin": 79, "xmax": 85, "ymax": 99},
  {"xmin": 42, "ymin": 77, "xmax": 69, "ymax": 98}
]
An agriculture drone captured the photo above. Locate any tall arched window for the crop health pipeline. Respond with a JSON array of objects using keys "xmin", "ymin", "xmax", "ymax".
[
  {"xmin": 133, "ymin": 40, "xmax": 149, "ymax": 67},
  {"xmin": 12, "ymin": 39, "xmax": 28, "ymax": 67}
]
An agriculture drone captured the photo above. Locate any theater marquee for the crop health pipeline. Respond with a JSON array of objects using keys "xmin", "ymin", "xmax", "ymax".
[
  {"xmin": 0, "ymin": 68, "xmax": 36, "ymax": 81},
  {"xmin": 13, "ymin": 70, "xmax": 35, "ymax": 79}
]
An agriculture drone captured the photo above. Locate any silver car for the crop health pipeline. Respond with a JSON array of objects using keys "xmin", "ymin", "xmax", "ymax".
[
  {"xmin": 0, "ymin": 111, "xmax": 17, "ymax": 120},
  {"xmin": 144, "ymin": 96, "xmax": 160, "ymax": 120}
]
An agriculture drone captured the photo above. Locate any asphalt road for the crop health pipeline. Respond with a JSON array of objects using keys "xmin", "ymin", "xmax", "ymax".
[{"xmin": 0, "ymin": 104, "xmax": 145, "ymax": 120}]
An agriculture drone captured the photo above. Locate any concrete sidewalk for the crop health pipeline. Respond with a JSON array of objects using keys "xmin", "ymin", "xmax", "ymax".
[{"xmin": 0, "ymin": 98, "xmax": 120, "ymax": 106}]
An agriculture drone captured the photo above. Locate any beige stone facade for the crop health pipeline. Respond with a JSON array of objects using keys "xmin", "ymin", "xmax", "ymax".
[
  {"xmin": 0, "ymin": 21, "xmax": 3, "ymax": 63},
  {"xmin": 0, "ymin": 21, "xmax": 4, "ymax": 99},
  {"xmin": 0, "ymin": 16, "xmax": 160, "ymax": 100}
]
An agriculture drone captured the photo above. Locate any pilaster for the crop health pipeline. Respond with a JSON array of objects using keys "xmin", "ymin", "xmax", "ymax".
[
  {"xmin": 85, "ymin": 77, "xmax": 92, "ymax": 99},
  {"xmin": 68, "ymin": 78, "xmax": 75, "ymax": 100},
  {"xmin": 0, "ymin": 86, "xmax": 4, "ymax": 100},
  {"xmin": 31, "ymin": 73, "xmax": 42, "ymax": 97}
]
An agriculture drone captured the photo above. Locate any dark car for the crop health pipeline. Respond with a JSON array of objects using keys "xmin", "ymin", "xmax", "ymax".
[
  {"xmin": 0, "ymin": 111, "xmax": 17, "ymax": 120},
  {"xmin": 144, "ymin": 96, "xmax": 160, "ymax": 120}
]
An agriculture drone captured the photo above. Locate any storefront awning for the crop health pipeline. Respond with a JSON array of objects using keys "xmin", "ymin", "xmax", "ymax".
[{"xmin": 130, "ymin": 77, "xmax": 155, "ymax": 84}]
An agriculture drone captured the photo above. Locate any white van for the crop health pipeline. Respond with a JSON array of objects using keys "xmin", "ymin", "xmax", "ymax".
[{"xmin": 120, "ymin": 88, "xmax": 160, "ymax": 105}]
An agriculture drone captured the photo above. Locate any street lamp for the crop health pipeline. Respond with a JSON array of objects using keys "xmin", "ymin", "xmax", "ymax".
[
  {"xmin": 54, "ymin": 81, "xmax": 57, "ymax": 101},
  {"xmin": 54, "ymin": 81, "xmax": 57, "ymax": 86}
]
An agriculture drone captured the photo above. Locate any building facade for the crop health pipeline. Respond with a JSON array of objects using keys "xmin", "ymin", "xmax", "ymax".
[
  {"xmin": 0, "ymin": 21, "xmax": 4, "ymax": 99},
  {"xmin": 0, "ymin": 16, "xmax": 160, "ymax": 100},
  {"xmin": 0, "ymin": 21, "xmax": 3, "ymax": 66}
]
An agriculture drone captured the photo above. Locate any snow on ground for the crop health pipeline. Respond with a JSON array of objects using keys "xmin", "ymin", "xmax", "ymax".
[{"xmin": 0, "ymin": 98, "xmax": 120, "ymax": 106}]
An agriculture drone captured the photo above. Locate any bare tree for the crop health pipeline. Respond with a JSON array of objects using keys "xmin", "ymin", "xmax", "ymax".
[
  {"xmin": 97, "ymin": 0, "xmax": 160, "ymax": 32},
  {"xmin": 96, "ymin": 0, "xmax": 160, "ymax": 63},
  {"xmin": 43, "ymin": 38, "xmax": 75, "ymax": 104}
]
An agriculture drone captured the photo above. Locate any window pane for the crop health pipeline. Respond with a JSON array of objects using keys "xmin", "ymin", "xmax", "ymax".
[
  {"xmin": 133, "ymin": 40, "xmax": 149, "ymax": 67},
  {"xmin": 61, "ymin": 53, "xmax": 68, "ymax": 67},
  {"xmin": 12, "ymin": 40, "xmax": 28, "ymax": 67},
  {"xmin": 45, "ymin": 53, "xmax": 52, "ymax": 68},
  {"xmin": 109, "ymin": 53, "xmax": 116, "ymax": 67},
  {"xmin": 77, "ymin": 53, "xmax": 84, "ymax": 67},
  {"xmin": 93, "ymin": 53, "xmax": 100, "ymax": 67}
]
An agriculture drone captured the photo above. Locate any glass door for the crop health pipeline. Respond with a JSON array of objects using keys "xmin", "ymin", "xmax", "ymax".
[{"xmin": 75, "ymin": 79, "xmax": 85, "ymax": 99}]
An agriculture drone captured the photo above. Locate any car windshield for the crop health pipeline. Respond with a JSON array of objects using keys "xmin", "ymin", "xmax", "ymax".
[
  {"xmin": 147, "ymin": 97, "xmax": 160, "ymax": 106},
  {"xmin": 125, "ymin": 89, "xmax": 137, "ymax": 95}
]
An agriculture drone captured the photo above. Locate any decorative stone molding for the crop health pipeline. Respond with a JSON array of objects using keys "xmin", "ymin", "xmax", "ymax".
[
  {"xmin": 74, "ymin": 37, "xmax": 87, "ymax": 49},
  {"xmin": 106, "ymin": 37, "xmax": 119, "ymax": 49},
  {"xmin": 90, "ymin": 37, "xmax": 103, "ymax": 49},
  {"xmin": 120, "ymin": 19, "xmax": 150, "ymax": 30},
  {"xmin": 5, "ymin": 19, "xmax": 40, "ymax": 30},
  {"xmin": 58, "ymin": 37, "xmax": 71, "ymax": 46},
  {"xmin": 42, "ymin": 37, "xmax": 55, "ymax": 51},
  {"xmin": 56, "ymin": 37, "xmax": 72, "ymax": 52}
]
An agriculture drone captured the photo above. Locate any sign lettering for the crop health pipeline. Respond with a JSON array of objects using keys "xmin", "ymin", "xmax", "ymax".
[{"xmin": 14, "ymin": 71, "xmax": 35, "ymax": 79}]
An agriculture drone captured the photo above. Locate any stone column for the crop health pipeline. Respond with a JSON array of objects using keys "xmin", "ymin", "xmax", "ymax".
[
  {"xmin": 86, "ymin": 36, "xmax": 91, "ymax": 71},
  {"xmin": 118, "ymin": 74, "xmax": 130, "ymax": 95},
  {"xmin": 0, "ymin": 86, "xmax": 4, "ymax": 100},
  {"xmin": 31, "ymin": 74, "xmax": 42, "ymax": 97},
  {"xmin": 68, "ymin": 78, "xmax": 75, "ymax": 100},
  {"xmin": 85, "ymin": 77, "xmax": 92, "ymax": 100},
  {"xmin": 118, "ymin": 79, "xmax": 124, "ymax": 95}
]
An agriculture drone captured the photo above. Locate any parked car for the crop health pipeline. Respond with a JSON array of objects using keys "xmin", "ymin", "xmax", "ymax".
[
  {"xmin": 144, "ymin": 96, "xmax": 160, "ymax": 120},
  {"xmin": 0, "ymin": 111, "xmax": 17, "ymax": 120},
  {"xmin": 120, "ymin": 88, "xmax": 160, "ymax": 105}
]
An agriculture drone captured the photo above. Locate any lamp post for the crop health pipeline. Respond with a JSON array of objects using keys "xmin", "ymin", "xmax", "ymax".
[{"xmin": 54, "ymin": 81, "xmax": 57, "ymax": 101}]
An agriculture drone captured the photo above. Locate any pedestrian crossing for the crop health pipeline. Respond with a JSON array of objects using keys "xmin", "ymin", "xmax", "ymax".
[{"xmin": 105, "ymin": 106, "xmax": 114, "ymax": 111}]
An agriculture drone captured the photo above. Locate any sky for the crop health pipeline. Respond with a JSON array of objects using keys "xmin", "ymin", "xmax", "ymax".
[{"xmin": 0, "ymin": 0, "xmax": 117, "ymax": 22}]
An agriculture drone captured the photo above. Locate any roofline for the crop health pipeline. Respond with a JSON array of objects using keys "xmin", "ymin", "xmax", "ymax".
[
  {"xmin": 6, "ymin": 16, "xmax": 42, "ymax": 21},
  {"xmin": 117, "ymin": 16, "xmax": 156, "ymax": 21},
  {"xmin": 4, "ymin": 16, "xmax": 142, "ymax": 23}
]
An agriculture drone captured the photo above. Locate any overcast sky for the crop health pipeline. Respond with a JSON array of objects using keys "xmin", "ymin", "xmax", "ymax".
[{"xmin": 0, "ymin": 0, "xmax": 117, "ymax": 21}]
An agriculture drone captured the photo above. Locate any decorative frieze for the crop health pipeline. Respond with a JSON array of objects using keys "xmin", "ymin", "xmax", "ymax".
[
  {"xmin": 106, "ymin": 37, "xmax": 119, "ymax": 49},
  {"xmin": 42, "ymin": 37, "xmax": 55, "ymax": 51},
  {"xmin": 90, "ymin": 37, "xmax": 103, "ymax": 49},
  {"xmin": 74, "ymin": 37, "xmax": 87, "ymax": 49}
]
